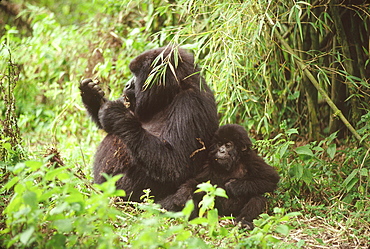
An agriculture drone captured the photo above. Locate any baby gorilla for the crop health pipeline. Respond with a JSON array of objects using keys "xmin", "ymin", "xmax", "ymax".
[{"xmin": 160, "ymin": 124, "xmax": 280, "ymax": 229}]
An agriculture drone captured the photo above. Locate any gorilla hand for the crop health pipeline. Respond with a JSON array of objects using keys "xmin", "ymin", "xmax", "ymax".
[
  {"xmin": 79, "ymin": 78, "xmax": 107, "ymax": 128},
  {"xmin": 225, "ymin": 178, "xmax": 237, "ymax": 197},
  {"xmin": 98, "ymin": 99, "xmax": 133, "ymax": 134},
  {"xmin": 80, "ymin": 78, "xmax": 106, "ymax": 107}
]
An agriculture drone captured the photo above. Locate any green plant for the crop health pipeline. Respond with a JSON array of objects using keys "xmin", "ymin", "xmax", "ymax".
[
  {"xmin": 128, "ymin": 202, "xmax": 209, "ymax": 249},
  {"xmin": 239, "ymin": 208, "xmax": 302, "ymax": 248},
  {"xmin": 0, "ymin": 43, "xmax": 23, "ymax": 163},
  {"xmin": 2, "ymin": 159, "xmax": 124, "ymax": 248},
  {"xmin": 189, "ymin": 181, "xmax": 229, "ymax": 238}
]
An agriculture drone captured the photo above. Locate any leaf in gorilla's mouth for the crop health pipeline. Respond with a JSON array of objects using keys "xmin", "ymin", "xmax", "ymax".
[{"xmin": 123, "ymin": 95, "xmax": 131, "ymax": 108}]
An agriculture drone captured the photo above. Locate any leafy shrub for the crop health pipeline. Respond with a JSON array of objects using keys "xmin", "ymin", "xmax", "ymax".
[{"xmin": 2, "ymin": 159, "xmax": 124, "ymax": 248}]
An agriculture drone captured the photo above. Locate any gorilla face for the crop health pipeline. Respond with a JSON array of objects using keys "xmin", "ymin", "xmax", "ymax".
[
  {"xmin": 211, "ymin": 141, "xmax": 239, "ymax": 171},
  {"xmin": 124, "ymin": 47, "xmax": 185, "ymax": 121}
]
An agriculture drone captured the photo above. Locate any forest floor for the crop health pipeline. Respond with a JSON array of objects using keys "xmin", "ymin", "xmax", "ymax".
[{"xmin": 282, "ymin": 216, "xmax": 369, "ymax": 248}]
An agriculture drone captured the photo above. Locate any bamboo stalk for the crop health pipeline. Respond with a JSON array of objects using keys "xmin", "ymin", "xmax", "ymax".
[{"xmin": 272, "ymin": 29, "xmax": 370, "ymax": 149}]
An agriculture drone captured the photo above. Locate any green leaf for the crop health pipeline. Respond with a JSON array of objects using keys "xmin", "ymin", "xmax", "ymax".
[
  {"xmin": 285, "ymin": 212, "xmax": 302, "ymax": 217},
  {"xmin": 297, "ymin": 239, "xmax": 306, "ymax": 247},
  {"xmin": 295, "ymin": 145, "xmax": 314, "ymax": 157},
  {"xmin": 266, "ymin": 235, "xmax": 281, "ymax": 243},
  {"xmin": 181, "ymin": 200, "xmax": 195, "ymax": 218},
  {"xmin": 200, "ymin": 195, "xmax": 214, "ymax": 210},
  {"xmin": 57, "ymin": 172, "xmax": 71, "ymax": 181},
  {"xmin": 286, "ymin": 128, "xmax": 299, "ymax": 135},
  {"xmin": 219, "ymin": 227, "xmax": 228, "ymax": 236},
  {"xmin": 343, "ymin": 169, "xmax": 359, "ymax": 192},
  {"xmin": 326, "ymin": 143, "xmax": 336, "ymax": 159},
  {"xmin": 4, "ymin": 176, "xmax": 19, "ymax": 190},
  {"xmin": 176, "ymin": 230, "xmax": 192, "ymax": 241},
  {"xmin": 290, "ymin": 164, "xmax": 303, "ymax": 179},
  {"xmin": 25, "ymin": 160, "xmax": 43, "ymax": 171},
  {"xmin": 275, "ymin": 224, "xmax": 290, "ymax": 236},
  {"xmin": 13, "ymin": 162, "xmax": 26, "ymax": 174},
  {"xmin": 207, "ymin": 209, "xmax": 219, "ymax": 225},
  {"xmin": 315, "ymin": 238, "xmax": 324, "ymax": 244},
  {"xmin": 189, "ymin": 217, "xmax": 208, "ymax": 225},
  {"xmin": 53, "ymin": 219, "xmax": 73, "ymax": 233},
  {"xmin": 50, "ymin": 202, "xmax": 69, "ymax": 215},
  {"xmin": 358, "ymin": 185, "xmax": 365, "ymax": 195},
  {"xmin": 196, "ymin": 181, "xmax": 213, "ymax": 192},
  {"xmin": 20, "ymin": 226, "xmax": 35, "ymax": 245},
  {"xmin": 45, "ymin": 167, "xmax": 66, "ymax": 181},
  {"xmin": 2, "ymin": 142, "xmax": 11, "ymax": 150},
  {"xmin": 345, "ymin": 178, "xmax": 359, "ymax": 193},
  {"xmin": 48, "ymin": 234, "xmax": 67, "ymax": 248},
  {"xmin": 360, "ymin": 168, "xmax": 368, "ymax": 177},
  {"xmin": 23, "ymin": 191, "xmax": 38, "ymax": 209},
  {"xmin": 302, "ymin": 168, "xmax": 313, "ymax": 185},
  {"xmin": 313, "ymin": 146, "xmax": 324, "ymax": 152},
  {"xmin": 214, "ymin": 187, "xmax": 228, "ymax": 198},
  {"xmin": 65, "ymin": 191, "xmax": 84, "ymax": 203},
  {"xmin": 279, "ymin": 143, "xmax": 290, "ymax": 158},
  {"xmin": 273, "ymin": 207, "xmax": 285, "ymax": 214},
  {"xmin": 287, "ymin": 91, "xmax": 300, "ymax": 100},
  {"xmin": 114, "ymin": 189, "xmax": 126, "ymax": 197}
]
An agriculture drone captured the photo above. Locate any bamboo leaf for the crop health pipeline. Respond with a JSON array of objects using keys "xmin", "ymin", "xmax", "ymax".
[{"xmin": 343, "ymin": 169, "xmax": 359, "ymax": 192}]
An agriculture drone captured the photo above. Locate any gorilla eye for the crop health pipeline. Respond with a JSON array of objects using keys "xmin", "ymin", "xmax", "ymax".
[{"xmin": 225, "ymin": 142, "xmax": 233, "ymax": 148}]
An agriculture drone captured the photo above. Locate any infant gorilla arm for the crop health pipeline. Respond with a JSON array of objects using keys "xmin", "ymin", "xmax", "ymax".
[
  {"xmin": 160, "ymin": 124, "xmax": 280, "ymax": 229},
  {"xmin": 80, "ymin": 46, "xmax": 219, "ymax": 201}
]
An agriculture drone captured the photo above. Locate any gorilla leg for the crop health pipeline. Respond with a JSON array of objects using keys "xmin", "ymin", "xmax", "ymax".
[
  {"xmin": 158, "ymin": 179, "xmax": 198, "ymax": 211},
  {"xmin": 236, "ymin": 196, "xmax": 267, "ymax": 229}
]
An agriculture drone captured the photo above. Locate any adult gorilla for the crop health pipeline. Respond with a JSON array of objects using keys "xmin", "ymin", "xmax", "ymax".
[{"xmin": 79, "ymin": 46, "xmax": 219, "ymax": 202}]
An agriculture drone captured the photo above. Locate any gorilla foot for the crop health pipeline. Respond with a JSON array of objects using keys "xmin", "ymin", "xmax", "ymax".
[{"xmin": 237, "ymin": 217, "xmax": 254, "ymax": 230}]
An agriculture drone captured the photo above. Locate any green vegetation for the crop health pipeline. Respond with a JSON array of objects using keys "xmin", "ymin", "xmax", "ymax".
[{"xmin": 1, "ymin": 0, "xmax": 369, "ymax": 247}]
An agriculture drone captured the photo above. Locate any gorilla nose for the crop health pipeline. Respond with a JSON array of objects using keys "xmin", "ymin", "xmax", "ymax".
[{"xmin": 219, "ymin": 145, "xmax": 226, "ymax": 153}]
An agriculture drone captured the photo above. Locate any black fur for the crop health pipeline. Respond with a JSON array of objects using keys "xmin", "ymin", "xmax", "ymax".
[
  {"xmin": 160, "ymin": 124, "xmax": 280, "ymax": 229},
  {"xmin": 80, "ymin": 46, "xmax": 219, "ymax": 201}
]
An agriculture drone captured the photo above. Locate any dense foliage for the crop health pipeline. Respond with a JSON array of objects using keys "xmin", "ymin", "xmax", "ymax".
[{"xmin": 1, "ymin": 0, "xmax": 369, "ymax": 247}]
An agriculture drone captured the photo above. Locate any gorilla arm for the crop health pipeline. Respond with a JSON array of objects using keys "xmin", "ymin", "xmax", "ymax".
[
  {"xmin": 225, "ymin": 152, "xmax": 280, "ymax": 197},
  {"xmin": 98, "ymin": 90, "xmax": 218, "ymax": 184}
]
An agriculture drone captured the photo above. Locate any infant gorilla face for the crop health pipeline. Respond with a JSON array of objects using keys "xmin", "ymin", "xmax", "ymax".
[{"xmin": 212, "ymin": 141, "xmax": 238, "ymax": 171}]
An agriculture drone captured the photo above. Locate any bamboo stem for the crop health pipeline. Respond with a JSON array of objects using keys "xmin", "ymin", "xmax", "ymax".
[{"xmin": 272, "ymin": 29, "xmax": 369, "ymax": 149}]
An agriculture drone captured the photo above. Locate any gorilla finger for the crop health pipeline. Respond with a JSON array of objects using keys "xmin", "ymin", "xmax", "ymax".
[
  {"xmin": 88, "ymin": 82, "xmax": 96, "ymax": 88},
  {"xmin": 81, "ymin": 78, "xmax": 93, "ymax": 86},
  {"xmin": 92, "ymin": 84, "xmax": 102, "ymax": 91}
]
